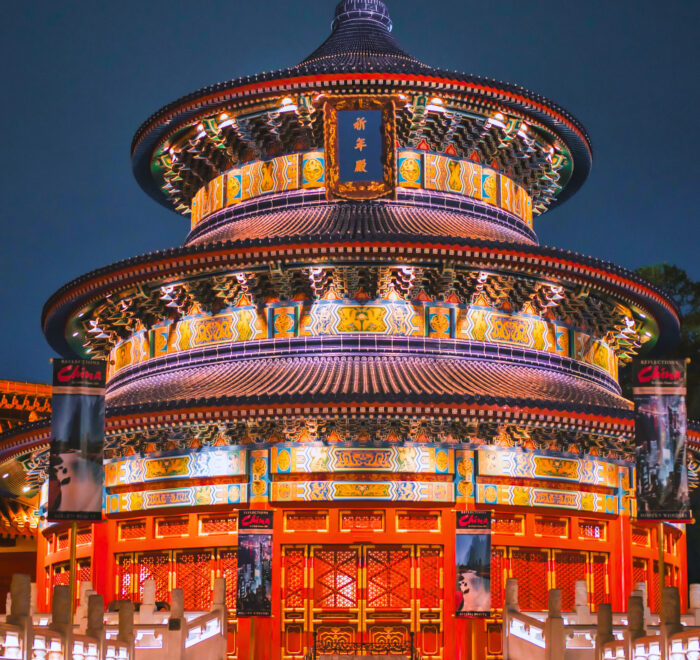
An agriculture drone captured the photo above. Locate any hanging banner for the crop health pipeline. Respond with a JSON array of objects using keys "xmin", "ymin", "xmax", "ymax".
[
  {"xmin": 237, "ymin": 510, "xmax": 273, "ymax": 616},
  {"xmin": 48, "ymin": 359, "xmax": 107, "ymax": 522},
  {"xmin": 455, "ymin": 511, "xmax": 492, "ymax": 618},
  {"xmin": 634, "ymin": 360, "xmax": 691, "ymax": 522}
]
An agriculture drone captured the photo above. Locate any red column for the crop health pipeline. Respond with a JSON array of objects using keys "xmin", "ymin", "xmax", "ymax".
[
  {"xmin": 91, "ymin": 521, "xmax": 110, "ymax": 601},
  {"xmin": 36, "ymin": 532, "xmax": 49, "ymax": 612},
  {"xmin": 613, "ymin": 514, "xmax": 633, "ymax": 610}
]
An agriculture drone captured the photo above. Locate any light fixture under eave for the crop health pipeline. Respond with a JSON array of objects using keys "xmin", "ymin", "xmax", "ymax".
[
  {"xmin": 279, "ymin": 97, "xmax": 298, "ymax": 113},
  {"xmin": 22, "ymin": 486, "xmax": 30, "ymax": 493},
  {"xmin": 426, "ymin": 97, "xmax": 445, "ymax": 113},
  {"xmin": 485, "ymin": 112, "xmax": 506, "ymax": 130},
  {"xmin": 218, "ymin": 113, "xmax": 234, "ymax": 129}
]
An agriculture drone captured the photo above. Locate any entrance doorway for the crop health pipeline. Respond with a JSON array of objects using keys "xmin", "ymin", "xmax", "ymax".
[{"xmin": 281, "ymin": 544, "xmax": 443, "ymax": 659}]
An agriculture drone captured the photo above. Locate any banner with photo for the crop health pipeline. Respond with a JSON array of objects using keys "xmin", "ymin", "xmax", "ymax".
[
  {"xmin": 237, "ymin": 510, "xmax": 273, "ymax": 616},
  {"xmin": 455, "ymin": 511, "xmax": 492, "ymax": 618},
  {"xmin": 634, "ymin": 360, "xmax": 691, "ymax": 522},
  {"xmin": 48, "ymin": 359, "xmax": 107, "ymax": 522}
]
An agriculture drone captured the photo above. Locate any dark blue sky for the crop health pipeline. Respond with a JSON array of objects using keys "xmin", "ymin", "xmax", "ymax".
[{"xmin": 1, "ymin": 1, "xmax": 698, "ymax": 383}]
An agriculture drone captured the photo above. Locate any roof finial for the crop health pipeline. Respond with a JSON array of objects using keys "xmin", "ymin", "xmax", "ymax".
[{"xmin": 332, "ymin": 0, "xmax": 393, "ymax": 32}]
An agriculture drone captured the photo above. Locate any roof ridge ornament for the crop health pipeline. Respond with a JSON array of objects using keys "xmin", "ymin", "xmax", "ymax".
[{"xmin": 332, "ymin": 0, "xmax": 393, "ymax": 32}]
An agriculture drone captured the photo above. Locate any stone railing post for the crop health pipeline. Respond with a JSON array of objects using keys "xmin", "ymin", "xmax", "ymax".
[
  {"xmin": 139, "ymin": 579, "xmax": 157, "ymax": 624},
  {"xmin": 503, "ymin": 578, "xmax": 519, "ymax": 660},
  {"xmin": 169, "ymin": 588, "xmax": 186, "ymax": 660},
  {"xmin": 689, "ymin": 584, "xmax": 700, "ymax": 625},
  {"xmin": 662, "ymin": 587, "xmax": 682, "ymax": 637},
  {"xmin": 7, "ymin": 574, "xmax": 33, "ymax": 660},
  {"xmin": 595, "ymin": 603, "xmax": 614, "ymax": 660},
  {"xmin": 575, "ymin": 579, "xmax": 593, "ymax": 624},
  {"xmin": 626, "ymin": 594, "xmax": 645, "ymax": 660},
  {"xmin": 634, "ymin": 581, "xmax": 651, "ymax": 621},
  {"xmin": 117, "ymin": 599, "xmax": 135, "ymax": 659},
  {"xmin": 544, "ymin": 589, "xmax": 565, "ymax": 660},
  {"xmin": 50, "ymin": 585, "xmax": 73, "ymax": 660},
  {"xmin": 86, "ymin": 594, "xmax": 105, "ymax": 659}
]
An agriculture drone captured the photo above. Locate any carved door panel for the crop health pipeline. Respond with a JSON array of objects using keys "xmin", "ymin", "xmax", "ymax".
[
  {"xmin": 311, "ymin": 545, "xmax": 362, "ymax": 651},
  {"xmin": 364, "ymin": 545, "xmax": 413, "ymax": 651},
  {"xmin": 416, "ymin": 545, "xmax": 444, "ymax": 658}
]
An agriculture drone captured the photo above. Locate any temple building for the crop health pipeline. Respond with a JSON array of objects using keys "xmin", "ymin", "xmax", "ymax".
[{"xmin": 1, "ymin": 1, "xmax": 699, "ymax": 658}]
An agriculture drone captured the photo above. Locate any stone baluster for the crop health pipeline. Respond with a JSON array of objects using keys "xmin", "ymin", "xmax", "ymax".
[
  {"xmin": 662, "ymin": 587, "xmax": 682, "ymax": 637},
  {"xmin": 117, "ymin": 600, "xmax": 135, "ymax": 646},
  {"xmin": 86, "ymin": 594, "xmax": 105, "ymax": 659},
  {"xmin": 544, "ymin": 589, "xmax": 565, "ymax": 660},
  {"xmin": 595, "ymin": 603, "xmax": 614, "ymax": 660},
  {"xmin": 689, "ymin": 584, "xmax": 700, "ymax": 626},
  {"xmin": 7, "ymin": 574, "xmax": 33, "ymax": 660},
  {"xmin": 626, "ymin": 594, "xmax": 645, "ymax": 660},
  {"xmin": 575, "ymin": 579, "xmax": 593, "ymax": 624},
  {"xmin": 139, "ymin": 579, "xmax": 157, "ymax": 624},
  {"xmin": 634, "ymin": 581, "xmax": 651, "ymax": 621}
]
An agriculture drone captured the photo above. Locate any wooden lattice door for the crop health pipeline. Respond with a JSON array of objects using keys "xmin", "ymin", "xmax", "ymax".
[
  {"xmin": 281, "ymin": 544, "xmax": 444, "ymax": 659},
  {"xmin": 311, "ymin": 545, "xmax": 361, "ymax": 650}
]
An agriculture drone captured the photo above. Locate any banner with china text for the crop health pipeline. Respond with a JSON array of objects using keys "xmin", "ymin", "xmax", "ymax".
[
  {"xmin": 48, "ymin": 359, "xmax": 107, "ymax": 522},
  {"xmin": 634, "ymin": 360, "xmax": 691, "ymax": 521},
  {"xmin": 455, "ymin": 511, "xmax": 492, "ymax": 617},
  {"xmin": 236, "ymin": 510, "xmax": 273, "ymax": 616}
]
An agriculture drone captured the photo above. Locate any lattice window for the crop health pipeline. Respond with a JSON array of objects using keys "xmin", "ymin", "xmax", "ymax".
[
  {"xmin": 118, "ymin": 520, "xmax": 147, "ymax": 541},
  {"xmin": 632, "ymin": 557, "xmax": 648, "ymax": 596},
  {"xmin": 116, "ymin": 554, "xmax": 134, "ymax": 599},
  {"xmin": 418, "ymin": 547, "xmax": 441, "ymax": 609},
  {"xmin": 578, "ymin": 520, "xmax": 606, "ymax": 541},
  {"xmin": 218, "ymin": 548, "xmax": 238, "ymax": 614},
  {"xmin": 137, "ymin": 552, "xmax": 170, "ymax": 603},
  {"xmin": 52, "ymin": 563, "xmax": 70, "ymax": 588},
  {"xmin": 366, "ymin": 546, "xmax": 411, "ymax": 609},
  {"xmin": 200, "ymin": 514, "xmax": 237, "ymax": 535},
  {"xmin": 57, "ymin": 534, "xmax": 70, "ymax": 551},
  {"xmin": 284, "ymin": 511, "xmax": 328, "ymax": 532},
  {"xmin": 313, "ymin": 548, "xmax": 358, "ymax": 609},
  {"xmin": 491, "ymin": 546, "xmax": 507, "ymax": 611},
  {"xmin": 76, "ymin": 561, "xmax": 92, "ymax": 604},
  {"xmin": 492, "ymin": 516, "xmax": 523, "ymax": 535},
  {"xmin": 632, "ymin": 527, "xmax": 650, "ymax": 547},
  {"xmin": 553, "ymin": 551, "xmax": 586, "ymax": 611},
  {"xmin": 535, "ymin": 517, "xmax": 568, "ymax": 538},
  {"xmin": 590, "ymin": 554, "xmax": 609, "ymax": 609},
  {"xmin": 282, "ymin": 547, "xmax": 306, "ymax": 610},
  {"xmin": 511, "ymin": 548, "xmax": 548, "ymax": 610},
  {"xmin": 340, "ymin": 511, "xmax": 384, "ymax": 532},
  {"xmin": 397, "ymin": 512, "xmax": 441, "ymax": 532},
  {"xmin": 156, "ymin": 517, "xmax": 189, "ymax": 538},
  {"xmin": 175, "ymin": 550, "xmax": 213, "ymax": 610},
  {"xmin": 76, "ymin": 527, "xmax": 93, "ymax": 546}
]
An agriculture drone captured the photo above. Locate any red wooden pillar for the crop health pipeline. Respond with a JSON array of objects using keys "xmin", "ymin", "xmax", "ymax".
[
  {"xmin": 36, "ymin": 532, "xmax": 50, "ymax": 612},
  {"xmin": 91, "ymin": 521, "xmax": 110, "ymax": 601},
  {"xmin": 613, "ymin": 513, "xmax": 633, "ymax": 610}
]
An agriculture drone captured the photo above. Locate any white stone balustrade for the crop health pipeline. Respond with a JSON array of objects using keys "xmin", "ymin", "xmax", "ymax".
[{"xmin": 0, "ymin": 574, "xmax": 228, "ymax": 660}]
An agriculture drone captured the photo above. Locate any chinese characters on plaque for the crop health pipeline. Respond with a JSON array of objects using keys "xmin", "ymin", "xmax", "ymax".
[{"xmin": 337, "ymin": 110, "xmax": 383, "ymax": 183}]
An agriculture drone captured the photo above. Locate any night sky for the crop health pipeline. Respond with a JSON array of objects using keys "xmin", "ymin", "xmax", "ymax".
[{"xmin": 1, "ymin": 1, "xmax": 698, "ymax": 383}]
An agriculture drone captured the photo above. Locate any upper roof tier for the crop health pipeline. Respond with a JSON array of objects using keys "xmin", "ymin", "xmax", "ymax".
[{"xmin": 131, "ymin": 0, "xmax": 592, "ymax": 223}]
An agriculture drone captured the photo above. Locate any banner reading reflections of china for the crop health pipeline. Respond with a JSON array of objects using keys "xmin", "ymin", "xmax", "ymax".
[
  {"xmin": 455, "ymin": 511, "xmax": 492, "ymax": 618},
  {"xmin": 237, "ymin": 510, "xmax": 273, "ymax": 617},
  {"xmin": 634, "ymin": 360, "xmax": 691, "ymax": 522},
  {"xmin": 48, "ymin": 359, "xmax": 107, "ymax": 522}
]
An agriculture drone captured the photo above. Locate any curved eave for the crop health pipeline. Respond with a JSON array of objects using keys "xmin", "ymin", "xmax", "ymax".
[
  {"xmin": 131, "ymin": 71, "xmax": 591, "ymax": 214},
  {"xmin": 42, "ymin": 238, "xmax": 680, "ymax": 359}
]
